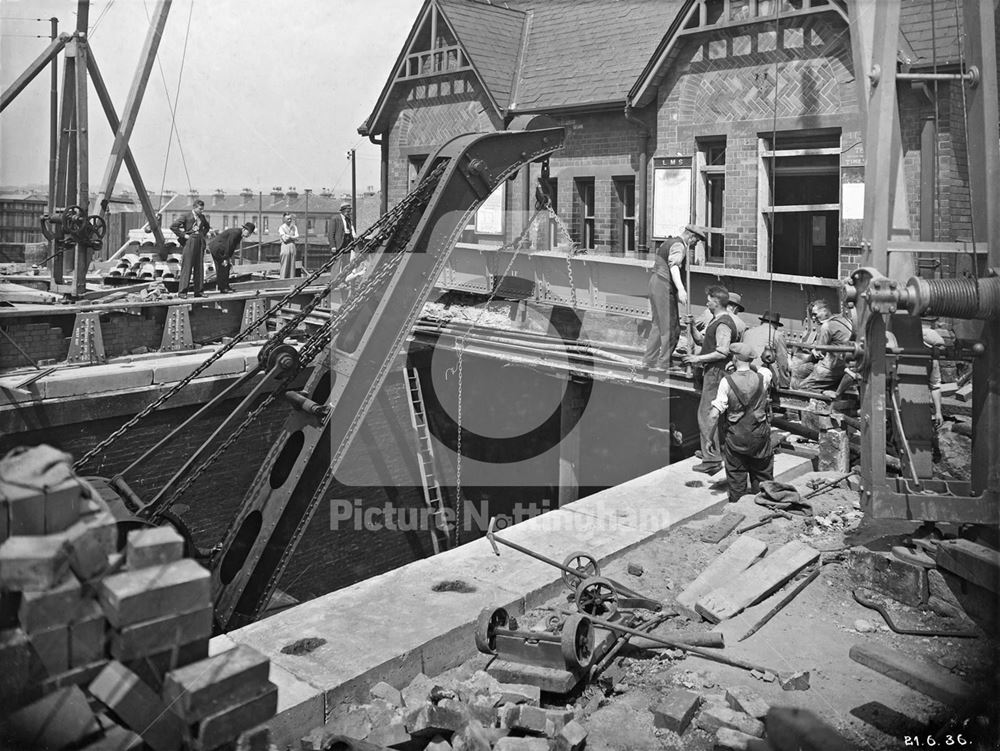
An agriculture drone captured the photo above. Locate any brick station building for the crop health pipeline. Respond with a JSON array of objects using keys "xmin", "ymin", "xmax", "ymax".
[{"xmin": 359, "ymin": 0, "xmax": 982, "ymax": 311}]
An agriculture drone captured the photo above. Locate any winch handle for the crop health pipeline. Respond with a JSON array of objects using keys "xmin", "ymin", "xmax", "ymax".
[{"xmin": 486, "ymin": 517, "xmax": 500, "ymax": 556}]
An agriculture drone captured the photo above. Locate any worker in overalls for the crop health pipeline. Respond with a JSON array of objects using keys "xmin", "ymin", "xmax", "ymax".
[
  {"xmin": 641, "ymin": 226, "xmax": 698, "ymax": 372},
  {"xmin": 707, "ymin": 342, "xmax": 774, "ymax": 503}
]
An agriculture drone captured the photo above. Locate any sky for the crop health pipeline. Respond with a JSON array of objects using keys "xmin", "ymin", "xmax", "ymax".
[{"xmin": 0, "ymin": 0, "xmax": 424, "ymax": 197}]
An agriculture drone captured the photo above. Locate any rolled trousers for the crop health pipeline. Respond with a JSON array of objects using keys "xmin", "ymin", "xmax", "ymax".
[
  {"xmin": 697, "ymin": 365, "xmax": 726, "ymax": 464},
  {"xmin": 211, "ymin": 252, "xmax": 230, "ymax": 290},
  {"xmin": 723, "ymin": 445, "xmax": 774, "ymax": 503},
  {"xmin": 643, "ymin": 274, "xmax": 680, "ymax": 368},
  {"xmin": 178, "ymin": 235, "xmax": 206, "ymax": 294}
]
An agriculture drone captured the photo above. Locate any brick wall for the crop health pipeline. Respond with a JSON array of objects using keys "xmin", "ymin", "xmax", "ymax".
[
  {"xmin": 384, "ymin": 74, "xmax": 503, "ymax": 206},
  {"xmin": 0, "ymin": 321, "xmax": 69, "ymax": 369},
  {"xmin": 653, "ymin": 14, "xmax": 858, "ymax": 273}
]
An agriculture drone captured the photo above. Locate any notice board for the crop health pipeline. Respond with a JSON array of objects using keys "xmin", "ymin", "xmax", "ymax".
[
  {"xmin": 652, "ymin": 156, "xmax": 693, "ymax": 239},
  {"xmin": 475, "ymin": 183, "xmax": 505, "ymax": 235}
]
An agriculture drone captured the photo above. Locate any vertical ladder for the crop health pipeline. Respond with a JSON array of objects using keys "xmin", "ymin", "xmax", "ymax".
[{"xmin": 404, "ymin": 366, "xmax": 451, "ymax": 554}]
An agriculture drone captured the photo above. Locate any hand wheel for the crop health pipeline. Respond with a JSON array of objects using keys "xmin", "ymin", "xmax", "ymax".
[
  {"xmin": 474, "ymin": 606, "xmax": 508, "ymax": 655},
  {"xmin": 575, "ymin": 576, "xmax": 619, "ymax": 619},
  {"xmin": 561, "ymin": 550, "xmax": 600, "ymax": 590}
]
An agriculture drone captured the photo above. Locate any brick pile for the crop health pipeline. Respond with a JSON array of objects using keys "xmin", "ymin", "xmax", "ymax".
[
  {"xmin": 302, "ymin": 670, "xmax": 588, "ymax": 751},
  {"xmin": 0, "ymin": 444, "xmax": 277, "ymax": 750}
]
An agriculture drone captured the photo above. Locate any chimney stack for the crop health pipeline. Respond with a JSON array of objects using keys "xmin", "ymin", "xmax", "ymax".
[
  {"xmin": 286, "ymin": 186, "xmax": 299, "ymax": 201},
  {"xmin": 240, "ymin": 187, "xmax": 254, "ymax": 203},
  {"xmin": 213, "ymin": 188, "xmax": 226, "ymax": 206},
  {"xmin": 188, "ymin": 189, "xmax": 200, "ymax": 205},
  {"xmin": 320, "ymin": 187, "xmax": 334, "ymax": 198},
  {"xmin": 270, "ymin": 187, "xmax": 284, "ymax": 206}
]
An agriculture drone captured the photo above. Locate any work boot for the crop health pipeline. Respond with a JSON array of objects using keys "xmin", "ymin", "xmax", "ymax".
[{"xmin": 692, "ymin": 462, "xmax": 722, "ymax": 475}]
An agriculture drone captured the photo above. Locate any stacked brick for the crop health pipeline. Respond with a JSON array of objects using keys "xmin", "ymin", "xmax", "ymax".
[{"xmin": 0, "ymin": 444, "xmax": 277, "ymax": 750}]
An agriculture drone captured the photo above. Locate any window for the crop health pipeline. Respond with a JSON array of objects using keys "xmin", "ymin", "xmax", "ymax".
[
  {"xmin": 614, "ymin": 178, "xmax": 636, "ymax": 253},
  {"xmin": 541, "ymin": 179, "xmax": 559, "ymax": 250},
  {"xmin": 760, "ymin": 130, "xmax": 840, "ymax": 278},
  {"xmin": 263, "ymin": 216, "xmax": 270, "ymax": 234},
  {"xmin": 574, "ymin": 178, "xmax": 596, "ymax": 251},
  {"xmin": 408, "ymin": 155, "xmax": 428, "ymax": 191},
  {"xmin": 223, "ymin": 216, "xmax": 230, "ymax": 229},
  {"xmin": 307, "ymin": 218, "xmax": 315, "ymax": 231},
  {"xmin": 699, "ymin": 139, "xmax": 726, "ymax": 263},
  {"xmin": 232, "ymin": 215, "xmax": 238, "ymax": 228}
]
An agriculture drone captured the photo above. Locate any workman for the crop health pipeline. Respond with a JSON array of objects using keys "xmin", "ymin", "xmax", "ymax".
[
  {"xmin": 743, "ymin": 310, "xmax": 790, "ymax": 387},
  {"xmin": 278, "ymin": 212, "xmax": 299, "ymax": 279},
  {"xmin": 798, "ymin": 299, "xmax": 855, "ymax": 392},
  {"xmin": 684, "ymin": 285, "xmax": 738, "ymax": 474},
  {"xmin": 707, "ymin": 341, "xmax": 775, "ymax": 503},
  {"xmin": 725, "ymin": 292, "xmax": 748, "ymax": 341},
  {"xmin": 208, "ymin": 222, "xmax": 254, "ymax": 294},
  {"xmin": 641, "ymin": 225, "xmax": 699, "ymax": 372}
]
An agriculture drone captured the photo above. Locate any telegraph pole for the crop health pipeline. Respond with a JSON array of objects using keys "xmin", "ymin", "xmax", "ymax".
[
  {"xmin": 347, "ymin": 149, "xmax": 357, "ymax": 220},
  {"xmin": 48, "ymin": 17, "xmax": 58, "ymax": 282},
  {"xmin": 304, "ymin": 188, "xmax": 311, "ymax": 271}
]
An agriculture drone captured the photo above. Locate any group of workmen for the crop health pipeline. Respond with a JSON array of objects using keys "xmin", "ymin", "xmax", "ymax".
[
  {"xmin": 642, "ymin": 224, "xmax": 862, "ymax": 504},
  {"xmin": 166, "ymin": 199, "xmax": 355, "ymax": 297}
]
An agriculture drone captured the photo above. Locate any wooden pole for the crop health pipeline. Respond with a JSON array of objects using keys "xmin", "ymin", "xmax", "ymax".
[{"xmin": 74, "ymin": 2, "xmax": 90, "ymax": 296}]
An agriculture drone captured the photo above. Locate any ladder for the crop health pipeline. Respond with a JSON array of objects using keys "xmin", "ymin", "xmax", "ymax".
[{"xmin": 404, "ymin": 366, "xmax": 451, "ymax": 554}]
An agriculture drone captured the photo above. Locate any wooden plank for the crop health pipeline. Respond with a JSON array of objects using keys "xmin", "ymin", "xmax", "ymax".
[
  {"xmin": 700, "ymin": 512, "xmax": 746, "ymax": 543},
  {"xmin": 162, "ymin": 644, "xmax": 270, "ymax": 722},
  {"xmin": 678, "ymin": 536, "xmax": 768, "ymax": 611},
  {"xmin": 98, "ymin": 558, "xmax": 210, "ymax": 628},
  {"xmin": 849, "ymin": 643, "xmax": 975, "ymax": 707},
  {"xmin": 935, "ymin": 539, "xmax": 1000, "ymax": 593},
  {"xmin": 696, "ymin": 541, "xmax": 819, "ymax": 622}
]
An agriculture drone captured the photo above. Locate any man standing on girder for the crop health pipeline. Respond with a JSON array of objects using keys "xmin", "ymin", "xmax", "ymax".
[
  {"xmin": 706, "ymin": 342, "xmax": 775, "ymax": 503},
  {"xmin": 684, "ymin": 285, "xmax": 738, "ymax": 475},
  {"xmin": 208, "ymin": 222, "xmax": 255, "ymax": 294},
  {"xmin": 171, "ymin": 199, "xmax": 211, "ymax": 298},
  {"xmin": 278, "ymin": 212, "xmax": 299, "ymax": 279},
  {"xmin": 641, "ymin": 225, "xmax": 700, "ymax": 372}
]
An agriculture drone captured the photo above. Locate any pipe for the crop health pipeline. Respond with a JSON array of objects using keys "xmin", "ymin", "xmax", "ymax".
[
  {"xmin": 624, "ymin": 104, "xmax": 650, "ymax": 254},
  {"xmin": 368, "ymin": 132, "xmax": 388, "ymax": 216},
  {"xmin": 920, "ymin": 114, "xmax": 936, "ymax": 241},
  {"xmin": 772, "ymin": 416, "xmax": 820, "ymax": 441}
]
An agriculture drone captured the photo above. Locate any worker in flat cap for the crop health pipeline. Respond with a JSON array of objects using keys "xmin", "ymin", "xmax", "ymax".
[
  {"xmin": 706, "ymin": 341, "xmax": 775, "ymax": 503},
  {"xmin": 743, "ymin": 310, "xmax": 790, "ymax": 387},
  {"xmin": 641, "ymin": 224, "xmax": 704, "ymax": 372},
  {"xmin": 208, "ymin": 221, "xmax": 255, "ymax": 294},
  {"xmin": 725, "ymin": 291, "xmax": 747, "ymax": 341}
]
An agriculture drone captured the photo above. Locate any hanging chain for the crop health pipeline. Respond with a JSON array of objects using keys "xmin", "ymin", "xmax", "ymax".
[
  {"xmin": 74, "ymin": 161, "xmax": 447, "ymax": 472},
  {"xmin": 447, "ymin": 209, "xmax": 546, "ymax": 541}
]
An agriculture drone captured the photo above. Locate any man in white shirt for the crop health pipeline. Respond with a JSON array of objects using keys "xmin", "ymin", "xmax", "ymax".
[{"xmin": 278, "ymin": 212, "xmax": 299, "ymax": 279}]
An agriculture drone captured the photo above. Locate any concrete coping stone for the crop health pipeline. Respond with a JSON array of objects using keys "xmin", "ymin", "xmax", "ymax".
[{"xmin": 213, "ymin": 452, "xmax": 811, "ymax": 746}]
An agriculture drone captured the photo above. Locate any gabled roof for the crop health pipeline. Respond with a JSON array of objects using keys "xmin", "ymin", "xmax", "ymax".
[
  {"xmin": 437, "ymin": 0, "xmax": 525, "ymax": 109},
  {"xmin": 511, "ymin": 0, "xmax": 682, "ymax": 111}
]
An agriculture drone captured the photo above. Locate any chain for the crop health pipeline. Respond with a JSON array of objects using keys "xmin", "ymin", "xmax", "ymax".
[
  {"xmin": 447, "ymin": 209, "xmax": 546, "ymax": 542},
  {"xmin": 149, "ymin": 249, "xmax": 411, "ymax": 518},
  {"xmin": 74, "ymin": 161, "xmax": 447, "ymax": 472}
]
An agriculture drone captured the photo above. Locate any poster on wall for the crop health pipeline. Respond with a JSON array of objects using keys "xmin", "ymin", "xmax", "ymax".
[
  {"xmin": 652, "ymin": 156, "xmax": 692, "ymax": 239},
  {"xmin": 475, "ymin": 183, "xmax": 505, "ymax": 235}
]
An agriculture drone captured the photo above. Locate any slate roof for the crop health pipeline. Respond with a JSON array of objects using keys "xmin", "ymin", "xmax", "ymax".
[
  {"xmin": 511, "ymin": 0, "xmax": 682, "ymax": 111},
  {"xmin": 899, "ymin": 0, "xmax": 963, "ymax": 68},
  {"xmin": 437, "ymin": 0, "xmax": 525, "ymax": 110}
]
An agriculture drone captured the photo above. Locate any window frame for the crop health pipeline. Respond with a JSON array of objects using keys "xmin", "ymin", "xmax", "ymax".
[
  {"xmin": 575, "ymin": 178, "xmax": 596, "ymax": 251},
  {"xmin": 698, "ymin": 138, "xmax": 727, "ymax": 264}
]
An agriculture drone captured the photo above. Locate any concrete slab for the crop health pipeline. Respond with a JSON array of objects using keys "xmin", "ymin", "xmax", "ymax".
[
  {"xmin": 150, "ymin": 350, "xmax": 248, "ymax": 384},
  {"xmin": 39, "ymin": 364, "xmax": 154, "ymax": 400},
  {"xmin": 216, "ymin": 453, "xmax": 812, "ymax": 746}
]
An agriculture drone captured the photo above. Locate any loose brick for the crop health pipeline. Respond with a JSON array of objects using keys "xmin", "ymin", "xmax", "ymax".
[
  {"xmin": 28, "ymin": 623, "xmax": 69, "ymax": 675},
  {"xmin": 545, "ymin": 707, "xmax": 576, "ymax": 736},
  {"xmin": 406, "ymin": 699, "xmax": 472, "ymax": 737},
  {"xmin": 62, "ymin": 514, "xmax": 118, "ymax": 580},
  {"xmin": 401, "ymin": 671, "xmax": 434, "ymax": 708},
  {"xmin": 78, "ymin": 724, "xmax": 143, "ymax": 750},
  {"xmin": 126, "ymin": 639, "xmax": 209, "ymax": 692},
  {"xmin": 193, "ymin": 681, "xmax": 277, "ymax": 751},
  {"xmin": 554, "ymin": 720, "xmax": 587, "ymax": 751},
  {"xmin": 497, "ymin": 681, "xmax": 541, "ymax": 705},
  {"xmin": 725, "ymin": 686, "xmax": 770, "ymax": 720},
  {"xmin": 507, "ymin": 704, "xmax": 547, "ymax": 734},
  {"xmin": 98, "ymin": 558, "xmax": 211, "ymax": 627},
  {"xmin": 715, "ymin": 726, "xmax": 760, "ymax": 750},
  {"xmin": 652, "ymin": 688, "xmax": 702, "ymax": 734},
  {"xmin": 88, "ymin": 661, "xmax": 185, "ymax": 751},
  {"xmin": 696, "ymin": 705, "xmax": 765, "ymax": 737},
  {"xmin": 494, "ymin": 737, "xmax": 549, "ymax": 751},
  {"xmin": 369, "ymin": 679, "xmax": 403, "ymax": 707},
  {"xmin": 847, "ymin": 548, "xmax": 928, "ymax": 607},
  {"xmin": 0, "ymin": 534, "xmax": 70, "ymax": 591},
  {"xmin": 163, "ymin": 644, "xmax": 270, "ymax": 722},
  {"xmin": 126, "ymin": 525, "xmax": 184, "ymax": 569},
  {"xmin": 1, "ymin": 482, "xmax": 45, "ymax": 536},
  {"xmin": 18, "ymin": 575, "xmax": 84, "ymax": 632},
  {"xmin": 111, "ymin": 606, "xmax": 212, "ymax": 662},
  {"xmin": 2, "ymin": 685, "xmax": 99, "ymax": 750}
]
